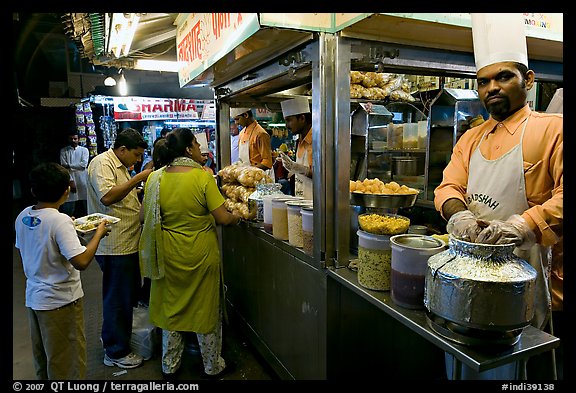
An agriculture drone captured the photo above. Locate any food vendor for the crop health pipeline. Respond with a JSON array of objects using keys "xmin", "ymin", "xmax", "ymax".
[
  {"xmin": 433, "ymin": 13, "xmax": 563, "ymax": 379},
  {"xmin": 230, "ymin": 107, "xmax": 273, "ymax": 172},
  {"xmin": 278, "ymin": 97, "xmax": 313, "ymax": 199}
]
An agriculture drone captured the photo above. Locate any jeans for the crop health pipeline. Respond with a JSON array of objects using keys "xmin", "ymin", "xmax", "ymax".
[{"xmin": 96, "ymin": 253, "xmax": 142, "ymax": 359}]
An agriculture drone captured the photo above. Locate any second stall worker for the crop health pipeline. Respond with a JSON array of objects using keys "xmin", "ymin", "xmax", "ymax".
[
  {"xmin": 278, "ymin": 97, "xmax": 313, "ymax": 199},
  {"xmin": 230, "ymin": 108, "xmax": 273, "ymax": 176}
]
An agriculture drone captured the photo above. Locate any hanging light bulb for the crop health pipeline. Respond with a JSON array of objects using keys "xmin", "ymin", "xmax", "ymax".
[
  {"xmin": 118, "ymin": 73, "xmax": 128, "ymax": 96},
  {"xmin": 104, "ymin": 76, "xmax": 117, "ymax": 86}
]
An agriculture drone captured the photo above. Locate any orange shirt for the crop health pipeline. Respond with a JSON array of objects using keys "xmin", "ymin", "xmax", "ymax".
[
  {"xmin": 238, "ymin": 121, "xmax": 272, "ymax": 169},
  {"xmin": 296, "ymin": 127, "xmax": 313, "ymax": 169},
  {"xmin": 434, "ymin": 104, "xmax": 563, "ymax": 247}
]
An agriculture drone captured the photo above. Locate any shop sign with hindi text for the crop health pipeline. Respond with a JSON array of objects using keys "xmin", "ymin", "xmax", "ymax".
[{"xmin": 176, "ymin": 13, "xmax": 260, "ymax": 87}]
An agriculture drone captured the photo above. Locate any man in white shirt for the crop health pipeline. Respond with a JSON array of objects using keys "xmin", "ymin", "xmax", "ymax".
[{"xmin": 60, "ymin": 131, "xmax": 89, "ymax": 217}]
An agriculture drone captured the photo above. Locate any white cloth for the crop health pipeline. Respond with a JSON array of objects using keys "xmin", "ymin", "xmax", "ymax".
[
  {"xmin": 295, "ymin": 148, "xmax": 313, "ymax": 199},
  {"xmin": 230, "ymin": 107, "xmax": 250, "ymax": 118},
  {"xmin": 471, "ymin": 13, "xmax": 528, "ymax": 71},
  {"xmin": 60, "ymin": 145, "xmax": 89, "ymax": 202},
  {"xmin": 467, "ymin": 117, "xmax": 550, "ymax": 330},
  {"xmin": 238, "ymin": 133, "xmax": 250, "ymax": 164},
  {"xmin": 230, "ymin": 134, "xmax": 240, "ymax": 163},
  {"xmin": 15, "ymin": 207, "xmax": 86, "ymax": 310},
  {"xmin": 546, "ymin": 88, "xmax": 563, "ymax": 113},
  {"xmin": 281, "ymin": 97, "xmax": 310, "ymax": 117}
]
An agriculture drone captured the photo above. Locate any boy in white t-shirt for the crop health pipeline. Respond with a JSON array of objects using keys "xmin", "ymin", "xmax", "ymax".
[{"xmin": 15, "ymin": 162, "xmax": 110, "ymax": 380}]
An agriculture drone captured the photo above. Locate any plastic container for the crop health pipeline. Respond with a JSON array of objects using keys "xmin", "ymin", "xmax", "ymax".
[
  {"xmin": 301, "ymin": 205, "xmax": 314, "ymax": 255},
  {"xmin": 387, "ymin": 123, "xmax": 403, "ymax": 149},
  {"xmin": 389, "ymin": 234, "xmax": 445, "ymax": 309},
  {"xmin": 262, "ymin": 195, "xmax": 277, "ymax": 234},
  {"xmin": 263, "ymin": 194, "xmax": 296, "ymax": 234},
  {"xmin": 287, "ymin": 200, "xmax": 309, "ymax": 248},
  {"xmin": 417, "ymin": 120, "xmax": 428, "ymax": 149},
  {"xmin": 357, "ymin": 230, "xmax": 392, "ymax": 291},
  {"xmin": 272, "ymin": 197, "xmax": 298, "ymax": 240},
  {"xmin": 402, "ymin": 123, "xmax": 418, "ymax": 149},
  {"xmin": 249, "ymin": 183, "xmax": 284, "ymax": 221}
]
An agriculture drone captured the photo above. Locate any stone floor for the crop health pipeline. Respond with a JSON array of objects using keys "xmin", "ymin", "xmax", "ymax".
[{"xmin": 12, "ymin": 245, "xmax": 279, "ymax": 381}]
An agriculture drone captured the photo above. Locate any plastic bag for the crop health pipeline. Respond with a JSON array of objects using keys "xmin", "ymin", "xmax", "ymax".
[{"xmin": 130, "ymin": 306, "xmax": 157, "ymax": 360}]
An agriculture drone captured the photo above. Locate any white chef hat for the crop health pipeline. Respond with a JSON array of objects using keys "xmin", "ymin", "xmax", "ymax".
[
  {"xmin": 195, "ymin": 131, "xmax": 209, "ymax": 154},
  {"xmin": 281, "ymin": 97, "xmax": 311, "ymax": 118},
  {"xmin": 230, "ymin": 107, "xmax": 251, "ymax": 118},
  {"xmin": 471, "ymin": 13, "xmax": 528, "ymax": 71}
]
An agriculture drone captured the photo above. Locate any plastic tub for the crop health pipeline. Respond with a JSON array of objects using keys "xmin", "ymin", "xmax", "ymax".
[
  {"xmin": 357, "ymin": 230, "xmax": 392, "ymax": 291},
  {"xmin": 263, "ymin": 195, "xmax": 299, "ymax": 234},
  {"xmin": 417, "ymin": 120, "xmax": 428, "ymax": 149},
  {"xmin": 262, "ymin": 195, "xmax": 278, "ymax": 234},
  {"xmin": 402, "ymin": 123, "xmax": 418, "ymax": 149},
  {"xmin": 249, "ymin": 183, "xmax": 283, "ymax": 222},
  {"xmin": 287, "ymin": 200, "xmax": 309, "ymax": 248},
  {"xmin": 387, "ymin": 123, "xmax": 403, "ymax": 149},
  {"xmin": 301, "ymin": 205, "xmax": 314, "ymax": 255},
  {"xmin": 272, "ymin": 197, "xmax": 298, "ymax": 240},
  {"xmin": 389, "ymin": 234, "xmax": 445, "ymax": 309}
]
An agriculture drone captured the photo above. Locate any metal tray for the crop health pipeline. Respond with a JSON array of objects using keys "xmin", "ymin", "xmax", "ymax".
[{"xmin": 350, "ymin": 191, "xmax": 419, "ymax": 209}]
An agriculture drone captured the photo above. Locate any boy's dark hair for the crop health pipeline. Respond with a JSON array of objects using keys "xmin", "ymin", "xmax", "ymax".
[
  {"xmin": 29, "ymin": 162, "xmax": 71, "ymax": 203},
  {"xmin": 114, "ymin": 128, "xmax": 148, "ymax": 150},
  {"xmin": 160, "ymin": 127, "xmax": 171, "ymax": 138},
  {"xmin": 152, "ymin": 138, "xmax": 171, "ymax": 169}
]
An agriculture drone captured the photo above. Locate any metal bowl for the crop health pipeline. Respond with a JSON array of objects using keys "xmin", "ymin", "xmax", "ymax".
[
  {"xmin": 350, "ymin": 191, "xmax": 419, "ymax": 209},
  {"xmin": 358, "ymin": 213, "xmax": 410, "ymax": 235}
]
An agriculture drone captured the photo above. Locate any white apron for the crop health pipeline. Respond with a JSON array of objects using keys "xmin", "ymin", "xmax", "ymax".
[
  {"xmin": 238, "ymin": 131, "xmax": 251, "ymax": 165},
  {"xmin": 294, "ymin": 147, "xmax": 313, "ymax": 199},
  {"xmin": 467, "ymin": 117, "xmax": 551, "ymax": 330},
  {"xmin": 238, "ymin": 126, "xmax": 275, "ymax": 181}
]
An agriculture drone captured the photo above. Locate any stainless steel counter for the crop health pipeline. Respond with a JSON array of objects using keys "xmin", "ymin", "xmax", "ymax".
[
  {"xmin": 236, "ymin": 220, "xmax": 319, "ymax": 269},
  {"xmin": 327, "ymin": 266, "xmax": 560, "ymax": 377},
  {"xmin": 221, "ymin": 221, "xmax": 327, "ymax": 380}
]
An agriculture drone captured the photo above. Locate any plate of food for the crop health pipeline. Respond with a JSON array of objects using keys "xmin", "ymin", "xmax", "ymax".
[{"xmin": 74, "ymin": 213, "xmax": 121, "ymax": 234}]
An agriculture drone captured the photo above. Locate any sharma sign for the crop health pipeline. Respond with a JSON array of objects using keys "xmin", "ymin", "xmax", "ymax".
[{"xmin": 113, "ymin": 97, "xmax": 212, "ymax": 121}]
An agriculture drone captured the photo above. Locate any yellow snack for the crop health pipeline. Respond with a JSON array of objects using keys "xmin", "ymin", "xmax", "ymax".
[
  {"xmin": 349, "ymin": 178, "xmax": 419, "ymax": 195},
  {"xmin": 432, "ymin": 234, "xmax": 450, "ymax": 246},
  {"xmin": 358, "ymin": 214, "xmax": 410, "ymax": 235}
]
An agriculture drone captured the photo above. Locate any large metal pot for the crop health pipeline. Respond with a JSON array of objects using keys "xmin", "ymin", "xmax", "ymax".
[
  {"xmin": 424, "ymin": 236, "xmax": 537, "ymax": 332},
  {"xmin": 392, "ymin": 156, "xmax": 424, "ymax": 176}
]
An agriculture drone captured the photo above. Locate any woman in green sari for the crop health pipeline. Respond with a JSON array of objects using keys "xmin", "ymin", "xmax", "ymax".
[{"xmin": 139, "ymin": 128, "xmax": 240, "ymax": 379}]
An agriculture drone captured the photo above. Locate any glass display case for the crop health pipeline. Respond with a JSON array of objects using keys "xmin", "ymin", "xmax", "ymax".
[
  {"xmin": 425, "ymin": 88, "xmax": 489, "ymax": 200},
  {"xmin": 351, "ymin": 101, "xmax": 427, "ymax": 193}
]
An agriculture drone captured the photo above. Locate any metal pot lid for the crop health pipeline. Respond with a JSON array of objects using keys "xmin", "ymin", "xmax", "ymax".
[
  {"xmin": 390, "ymin": 234, "xmax": 444, "ymax": 249},
  {"xmin": 392, "ymin": 156, "xmax": 421, "ymax": 162}
]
